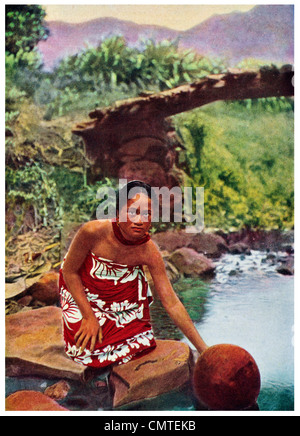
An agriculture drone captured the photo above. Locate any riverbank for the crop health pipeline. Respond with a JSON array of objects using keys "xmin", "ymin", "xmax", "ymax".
[{"xmin": 5, "ymin": 226, "xmax": 294, "ymax": 314}]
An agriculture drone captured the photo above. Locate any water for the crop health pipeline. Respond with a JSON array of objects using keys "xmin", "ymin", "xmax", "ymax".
[
  {"xmin": 202, "ymin": 252, "xmax": 294, "ymax": 411},
  {"xmin": 151, "ymin": 250, "xmax": 294, "ymax": 412},
  {"xmin": 6, "ymin": 251, "xmax": 294, "ymax": 412}
]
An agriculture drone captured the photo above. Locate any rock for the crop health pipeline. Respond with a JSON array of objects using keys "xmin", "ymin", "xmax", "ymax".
[
  {"xmin": 266, "ymin": 253, "xmax": 277, "ymax": 261},
  {"xmin": 187, "ymin": 233, "xmax": 229, "ymax": 258},
  {"xmin": 5, "ymin": 277, "xmax": 27, "ymax": 300},
  {"xmin": 44, "ymin": 380, "xmax": 71, "ymax": 401},
  {"xmin": 225, "ymin": 229, "xmax": 294, "ymax": 252},
  {"xmin": 119, "ymin": 160, "xmax": 169, "ymax": 187},
  {"xmin": 164, "ymin": 258, "xmax": 182, "ymax": 282},
  {"xmin": 276, "ymin": 257, "xmax": 294, "ymax": 275},
  {"xmin": 152, "ymin": 230, "xmax": 228, "ymax": 259},
  {"xmin": 168, "ymin": 247, "xmax": 216, "ymax": 278},
  {"xmin": 109, "ymin": 340, "xmax": 194, "ymax": 408},
  {"xmin": 16, "ymin": 294, "xmax": 34, "ymax": 307},
  {"xmin": 6, "ymin": 390, "xmax": 69, "ymax": 411},
  {"xmin": 26, "ymin": 271, "xmax": 60, "ymax": 305},
  {"xmin": 228, "ymin": 242, "xmax": 251, "ymax": 255},
  {"xmin": 6, "ymin": 306, "xmax": 87, "ymax": 380},
  {"xmin": 94, "ymin": 380, "xmax": 109, "ymax": 393},
  {"xmin": 284, "ymin": 245, "xmax": 294, "ymax": 255}
]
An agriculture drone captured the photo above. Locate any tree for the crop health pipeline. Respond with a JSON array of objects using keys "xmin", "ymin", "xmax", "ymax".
[{"xmin": 5, "ymin": 5, "xmax": 49, "ymax": 55}]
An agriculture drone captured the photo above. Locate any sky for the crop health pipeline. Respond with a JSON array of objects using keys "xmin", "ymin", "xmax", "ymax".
[{"xmin": 43, "ymin": 3, "xmax": 257, "ymax": 31}]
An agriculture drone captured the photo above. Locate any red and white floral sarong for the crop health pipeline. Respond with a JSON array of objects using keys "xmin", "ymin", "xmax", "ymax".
[{"xmin": 59, "ymin": 251, "xmax": 156, "ymax": 368}]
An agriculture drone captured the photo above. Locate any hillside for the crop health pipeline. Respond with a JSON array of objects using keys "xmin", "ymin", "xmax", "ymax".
[
  {"xmin": 38, "ymin": 5, "xmax": 294, "ymax": 70},
  {"xmin": 180, "ymin": 5, "xmax": 294, "ymax": 65}
]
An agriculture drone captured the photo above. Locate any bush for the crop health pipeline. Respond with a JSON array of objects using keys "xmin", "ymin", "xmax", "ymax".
[
  {"xmin": 6, "ymin": 162, "xmax": 61, "ymax": 229},
  {"xmin": 175, "ymin": 101, "xmax": 294, "ymax": 231}
]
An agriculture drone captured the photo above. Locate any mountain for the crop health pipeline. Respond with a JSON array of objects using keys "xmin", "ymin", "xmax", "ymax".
[
  {"xmin": 38, "ymin": 5, "xmax": 294, "ymax": 71},
  {"xmin": 37, "ymin": 18, "xmax": 178, "ymax": 70},
  {"xmin": 180, "ymin": 5, "xmax": 294, "ymax": 66}
]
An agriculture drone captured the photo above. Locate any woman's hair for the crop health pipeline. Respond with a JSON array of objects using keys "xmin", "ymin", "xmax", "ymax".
[{"xmin": 115, "ymin": 180, "xmax": 153, "ymax": 213}]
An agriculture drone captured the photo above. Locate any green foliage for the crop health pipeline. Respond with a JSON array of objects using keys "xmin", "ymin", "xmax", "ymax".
[
  {"xmin": 6, "ymin": 48, "xmax": 45, "ymax": 100},
  {"xmin": 175, "ymin": 102, "xmax": 294, "ymax": 231},
  {"xmin": 5, "ymin": 6, "xmax": 48, "ymax": 100},
  {"xmin": 50, "ymin": 168, "xmax": 117, "ymax": 222},
  {"xmin": 72, "ymin": 178, "xmax": 118, "ymax": 222},
  {"xmin": 52, "ymin": 37, "xmax": 226, "ymax": 93},
  {"xmin": 231, "ymin": 96, "xmax": 294, "ymax": 113},
  {"xmin": 5, "ymin": 84, "xmax": 26, "ymax": 122},
  {"xmin": 6, "ymin": 5, "xmax": 49, "ymax": 55},
  {"xmin": 53, "ymin": 37, "xmax": 132, "ymax": 91},
  {"xmin": 39, "ymin": 37, "xmax": 226, "ymax": 119},
  {"xmin": 6, "ymin": 162, "xmax": 61, "ymax": 228},
  {"xmin": 138, "ymin": 39, "xmax": 225, "ymax": 90},
  {"xmin": 179, "ymin": 122, "xmax": 206, "ymax": 186},
  {"xmin": 5, "ymin": 159, "xmax": 118, "ymax": 235}
]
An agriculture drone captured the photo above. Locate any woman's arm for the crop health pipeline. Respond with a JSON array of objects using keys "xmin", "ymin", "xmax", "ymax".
[
  {"xmin": 147, "ymin": 244, "xmax": 208, "ymax": 354},
  {"xmin": 62, "ymin": 222, "xmax": 102, "ymax": 353}
]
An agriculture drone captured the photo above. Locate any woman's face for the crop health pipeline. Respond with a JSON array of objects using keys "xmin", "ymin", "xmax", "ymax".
[{"xmin": 117, "ymin": 193, "xmax": 152, "ymax": 241}]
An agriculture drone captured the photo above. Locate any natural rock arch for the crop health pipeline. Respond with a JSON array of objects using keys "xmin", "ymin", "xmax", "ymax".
[{"xmin": 72, "ymin": 65, "xmax": 294, "ymax": 188}]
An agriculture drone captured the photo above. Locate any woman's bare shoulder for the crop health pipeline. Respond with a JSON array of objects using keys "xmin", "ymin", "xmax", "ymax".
[
  {"xmin": 78, "ymin": 219, "xmax": 111, "ymax": 237},
  {"xmin": 143, "ymin": 239, "xmax": 164, "ymax": 266}
]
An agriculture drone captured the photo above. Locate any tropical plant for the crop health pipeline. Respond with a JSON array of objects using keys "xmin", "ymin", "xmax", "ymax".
[
  {"xmin": 6, "ymin": 162, "xmax": 61, "ymax": 229},
  {"xmin": 5, "ymin": 5, "xmax": 49, "ymax": 55},
  {"xmin": 41, "ymin": 37, "xmax": 227, "ymax": 118}
]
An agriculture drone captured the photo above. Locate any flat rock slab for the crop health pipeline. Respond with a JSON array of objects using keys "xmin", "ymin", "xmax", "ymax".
[
  {"xmin": 109, "ymin": 340, "xmax": 194, "ymax": 408},
  {"xmin": 6, "ymin": 390, "xmax": 69, "ymax": 411},
  {"xmin": 6, "ymin": 306, "xmax": 86, "ymax": 380}
]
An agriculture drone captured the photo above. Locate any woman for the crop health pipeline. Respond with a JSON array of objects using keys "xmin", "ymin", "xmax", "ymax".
[{"xmin": 60, "ymin": 180, "xmax": 208, "ymax": 369}]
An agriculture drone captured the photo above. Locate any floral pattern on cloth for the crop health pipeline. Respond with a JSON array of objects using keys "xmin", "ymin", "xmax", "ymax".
[
  {"xmin": 65, "ymin": 329, "xmax": 155, "ymax": 366},
  {"xmin": 59, "ymin": 251, "xmax": 156, "ymax": 368}
]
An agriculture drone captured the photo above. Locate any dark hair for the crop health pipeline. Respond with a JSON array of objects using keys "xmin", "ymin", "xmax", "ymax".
[{"xmin": 116, "ymin": 180, "xmax": 153, "ymax": 213}]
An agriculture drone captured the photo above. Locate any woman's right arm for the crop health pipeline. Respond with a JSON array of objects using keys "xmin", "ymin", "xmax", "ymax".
[{"xmin": 62, "ymin": 222, "xmax": 102, "ymax": 353}]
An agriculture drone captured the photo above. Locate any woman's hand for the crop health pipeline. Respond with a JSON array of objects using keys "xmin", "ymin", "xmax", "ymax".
[{"xmin": 74, "ymin": 315, "xmax": 103, "ymax": 354}]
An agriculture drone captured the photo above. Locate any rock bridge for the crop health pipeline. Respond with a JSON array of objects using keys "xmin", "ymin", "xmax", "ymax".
[{"xmin": 72, "ymin": 65, "xmax": 294, "ymax": 189}]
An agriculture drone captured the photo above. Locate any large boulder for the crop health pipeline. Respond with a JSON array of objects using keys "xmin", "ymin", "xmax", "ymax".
[
  {"xmin": 6, "ymin": 390, "xmax": 69, "ymax": 411},
  {"xmin": 6, "ymin": 306, "xmax": 86, "ymax": 380},
  {"xmin": 152, "ymin": 230, "xmax": 228, "ymax": 259},
  {"xmin": 109, "ymin": 339, "xmax": 194, "ymax": 408},
  {"xmin": 168, "ymin": 247, "xmax": 216, "ymax": 278}
]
